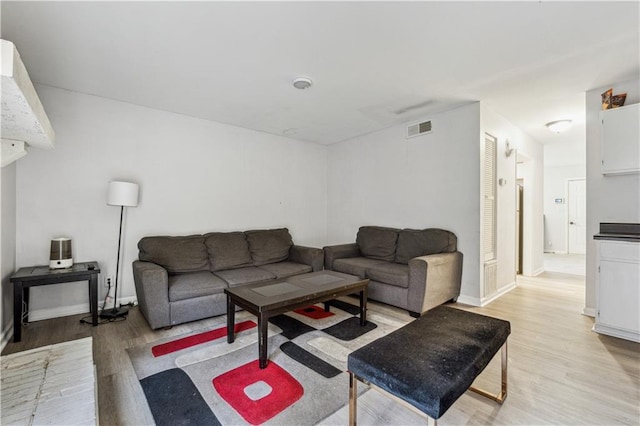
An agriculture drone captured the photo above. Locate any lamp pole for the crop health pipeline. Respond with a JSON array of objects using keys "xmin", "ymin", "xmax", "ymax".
[{"xmin": 101, "ymin": 181, "xmax": 139, "ymax": 319}]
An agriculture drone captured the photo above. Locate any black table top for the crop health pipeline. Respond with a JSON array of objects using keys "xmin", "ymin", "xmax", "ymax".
[
  {"xmin": 225, "ymin": 270, "xmax": 367, "ymax": 311},
  {"xmin": 10, "ymin": 261, "xmax": 100, "ymax": 281}
]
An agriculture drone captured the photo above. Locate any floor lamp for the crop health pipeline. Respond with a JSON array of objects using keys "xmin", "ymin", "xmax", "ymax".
[{"xmin": 101, "ymin": 181, "xmax": 139, "ymax": 319}]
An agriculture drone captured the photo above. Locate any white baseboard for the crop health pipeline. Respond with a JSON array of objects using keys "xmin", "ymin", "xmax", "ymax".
[
  {"xmin": 29, "ymin": 302, "xmax": 92, "ymax": 322},
  {"xmin": 593, "ymin": 324, "xmax": 640, "ymax": 343},
  {"xmin": 456, "ymin": 282, "xmax": 517, "ymax": 308},
  {"xmin": 532, "ymin": 267, "xmax": 545, "ymax": 276},
  {"xmin": 455, "ymin": 294, "xmax": 481, "ymax": 307},
  {"xmin": 582, "ymin": 307, "xmax": 596, "ymax": 317},
  {"xmin": 481, "ymin": 282, "xmax": 517, "ymax": 306},
  {"xmin": 28, "ymin": 296, "xmax": 138, "ymax": 322}
]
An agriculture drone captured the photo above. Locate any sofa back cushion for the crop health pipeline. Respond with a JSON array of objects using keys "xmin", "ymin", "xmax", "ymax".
[
  {"xmin": 138, "ymin": 235, "xmax": 209, "ymax": 273},
  {"xmin": 356, "ymin": 226, "xmax": 399, "ymax": 261},
  {"xmin": 205, "ymin": 232, "xmax": 253, "ymax": 271},
  {"xmin": 245, "ymin": 228, "xmax": 293, "ymax": 266},
  {"xmin": 394, "ymin": 228, "xmax": 458, "ymax": 264}
]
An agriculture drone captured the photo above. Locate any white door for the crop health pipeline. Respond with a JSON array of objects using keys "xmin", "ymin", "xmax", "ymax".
[{"xmin": 568, "ymin": 179, "xmax": 586, "ymax": 254}]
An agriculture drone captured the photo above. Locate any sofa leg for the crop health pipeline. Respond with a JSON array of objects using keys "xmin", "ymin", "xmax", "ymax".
[{"xmin": 409, "ymin": 311, "xmax": 421, "ymax": 318}]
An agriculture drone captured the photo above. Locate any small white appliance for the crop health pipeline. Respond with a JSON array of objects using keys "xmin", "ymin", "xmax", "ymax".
[{"xmin": 49, "ymin": 238, "xmax": 73, "ymax": 269}]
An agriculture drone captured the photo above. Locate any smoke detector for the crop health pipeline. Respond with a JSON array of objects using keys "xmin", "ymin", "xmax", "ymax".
[{"xmin": 292, "ymin": 77, "xmax": 312, "ymax": 90}]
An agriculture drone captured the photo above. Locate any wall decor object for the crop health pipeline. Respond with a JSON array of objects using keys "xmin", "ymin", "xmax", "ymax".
[
  {"xmin": 601, "ymin": 88, "xmax": 613, "ymax": 110},
  {"xmin": 611, "ymin": 93, "xmax": 627, "ymax": 108}
]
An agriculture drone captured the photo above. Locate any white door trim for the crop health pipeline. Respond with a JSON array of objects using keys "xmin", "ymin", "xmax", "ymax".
[{"xmin": 566, "ymin": 177, "xmax": 586, "ymax": 255}]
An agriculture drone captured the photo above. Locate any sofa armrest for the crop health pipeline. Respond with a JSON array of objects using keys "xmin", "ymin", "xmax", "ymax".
[
  {"xmin": 323, "ymin": 243, "xmax": 360, "ymax": 270},
  {"xmin": 407, "ymin": 252, "xmax": 463, "ymax": 315},
  {"xmin": 289, "ymin": 245, "xmax": 324, "ymax": 272},
  {"xmin": 132, "ymin": 260, "xmax": 171, "ymax": 329}
]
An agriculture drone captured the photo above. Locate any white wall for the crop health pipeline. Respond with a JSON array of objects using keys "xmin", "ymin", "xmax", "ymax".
[
  {"xmin": 480, "ymin": 104, "xmax": 545, "ymax": 296},
  {"xmin": 327, "ymin": 103, "xmax": 482, "ymax": 301},
  {"xmin": 543, "ymin": 165, "xmax": 585, "ymax": 253},
  {"xmin": 15, "ymin": 85, "xmax": 328, "ymax": 320},
  {"xmin": 1, "ymin": 162, "xmax": 17, "ymax": 346},
  {"xmin": 585, "ymin": 78, "xmax": 640, "ymax": 315}
]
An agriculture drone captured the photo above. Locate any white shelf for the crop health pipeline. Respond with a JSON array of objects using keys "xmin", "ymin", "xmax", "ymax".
[{"xmin": 1, "ymin": 39, "xmax": 55, "ymax": 166}]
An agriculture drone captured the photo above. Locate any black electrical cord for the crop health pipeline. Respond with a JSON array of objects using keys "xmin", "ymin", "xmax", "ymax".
[
  {"xmin": 79, "ymin": 315, "xmax": 126, "ymax": 325},
  {"xmin": 78, "ymin": 278, "xmax": 126, "ymax": 324}
]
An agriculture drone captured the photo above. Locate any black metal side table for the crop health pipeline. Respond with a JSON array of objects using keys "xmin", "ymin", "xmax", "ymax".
[{"xmin": 9, "ymin": 261, "xmax": 100, "ymax": 342}]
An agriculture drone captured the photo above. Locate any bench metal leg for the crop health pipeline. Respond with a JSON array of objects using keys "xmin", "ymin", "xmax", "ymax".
[
  {"xmin": 349, "ymin": 372, "xmax": 437, "ymax": 426},
  {"xmin": 469, "ymin": 341, "xmax": 508, "ymax": 403},
  {"xmin": 349, "ymin": 372, "xmax": 357, "ymax": 426}
]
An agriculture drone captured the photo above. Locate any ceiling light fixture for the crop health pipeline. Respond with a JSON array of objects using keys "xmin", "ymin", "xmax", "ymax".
[
  {"xmin": 545, "ymin": 120, "xmax": 572, "ymax": 133},
  {"xmin": 292, "ymin": 77, "xmax": 312, "ymax": 90}
]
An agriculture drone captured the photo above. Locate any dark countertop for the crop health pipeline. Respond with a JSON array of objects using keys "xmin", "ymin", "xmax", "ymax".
[{"xmin": 594, "ymin": 223, "xmax": 640, "ymax": 242}]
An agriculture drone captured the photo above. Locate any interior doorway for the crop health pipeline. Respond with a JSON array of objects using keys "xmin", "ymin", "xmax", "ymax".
[{"xmin": 516, "ymin": 180, "xmax": 524, "ymax": 275}]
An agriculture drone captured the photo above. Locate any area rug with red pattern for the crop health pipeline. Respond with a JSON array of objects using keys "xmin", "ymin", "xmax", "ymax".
[{"xmin": 127, "ymin": 299, "xmax": 410, "ymax": 425}]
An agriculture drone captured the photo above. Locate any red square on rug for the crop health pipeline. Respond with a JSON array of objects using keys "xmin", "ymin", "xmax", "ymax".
[
  {"xmin": 213, "ymin": 360, "xmax": 303, "ymax": 425},
  {"xmin": 151, "ymin": 320, "xmax": 256, "ymax": 357},
  {"xmin": 294, "ymin": 305, "xmax": 335, "ymax": 320}
]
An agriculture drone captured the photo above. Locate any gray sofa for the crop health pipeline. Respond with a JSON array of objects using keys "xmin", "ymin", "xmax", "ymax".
[
  {"xmin": 132, "ymin": 228, "xmax": 323, "ymax": 329},
  {"xmin": 323, "ymin": 226, "xmax": 462, "ymax": 317}
]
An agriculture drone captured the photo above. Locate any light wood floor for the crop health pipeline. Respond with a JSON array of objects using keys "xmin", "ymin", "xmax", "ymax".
[{"xmin": 3, "ymin": 272, "xmax": 639, "ymax": 425}]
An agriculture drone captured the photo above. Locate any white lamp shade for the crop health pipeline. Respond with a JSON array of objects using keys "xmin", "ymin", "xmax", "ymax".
[{"xmin": 107, "ymin": 181, "xmax": 139, "ymax": 207}]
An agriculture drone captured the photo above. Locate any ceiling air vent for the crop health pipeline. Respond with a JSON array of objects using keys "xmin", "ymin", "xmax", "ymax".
[{"xmin": 406, "ymin": 120, "xmax": 432, "ymax": 139}]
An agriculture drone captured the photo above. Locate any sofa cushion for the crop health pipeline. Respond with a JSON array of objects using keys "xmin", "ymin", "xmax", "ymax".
[
  {"xmin": 246, "ymin": 228, "xmax": 293, "ymax": 266},
  {"xmin": 138, "ymin": 235, "xmax": 209, "ymax": 273},
  {"xmin": 205, "ymin": 232, "xmax": 253, "ymax": 272},
  {"xmin": 168, "ymin": 271, "xmax": 227, "ymax": 302},
  {"xmin": 366, "ymin": 263, "xmax": 410, "ymax": 288},
  {"xmin": 356, "ymin": 226, "xmax": 399, "ymax": 261},
  {"xmin": 333, "ymin": 257, "xmax": 389, "ymax": 279},
  {"xmin": 214, "ymin": 266, "xmax": 276, "ymax": 287},
  {"xmin": 258, "ymin": 261, "xmax": 312, "ymax": 279},
  {"xmin": 395, "ymin": 228, "xmax": 457, "ymax": 264}
]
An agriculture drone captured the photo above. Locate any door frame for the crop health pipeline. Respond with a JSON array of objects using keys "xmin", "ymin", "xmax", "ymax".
[
  {"xmin": 565, "ymin": 177, "xmax": 586, "ymax": 255},
  {"xmin": 516, "ymin": 180, "xmax": 524, "ymax": 274}
]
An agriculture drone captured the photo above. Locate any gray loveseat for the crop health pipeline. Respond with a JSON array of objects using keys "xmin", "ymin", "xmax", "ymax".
[
  {"xmin": 323, "ymin": 226, "xmax": 462, "ymax": 317},
  {"xmin": 132, "ymin": 228, "xmax": 323, "ymax": 329}
]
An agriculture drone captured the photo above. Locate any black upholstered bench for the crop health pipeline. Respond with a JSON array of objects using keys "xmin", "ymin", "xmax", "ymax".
[{"xmin": 348, "ymin": 306, "xmax": 510, "ymax": 425}]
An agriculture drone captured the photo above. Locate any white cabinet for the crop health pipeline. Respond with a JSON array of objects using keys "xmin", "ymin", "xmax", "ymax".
[
  {"xmin": 600, "ymin": 103, "xmax": 640, "ymax": 175},
  {"xmin": 594, "ymin": 240, "xmax": 640, "ymax": 342}
]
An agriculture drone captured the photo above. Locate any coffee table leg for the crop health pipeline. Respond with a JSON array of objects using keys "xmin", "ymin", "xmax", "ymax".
[
  {"xmin": 324, "ymin": 301, "xmax": 331, "ymax": 312},
  {"xmin": 359, "ymin": 287, "xmax": 368, "ymax": 326},
  {"xmin": 349, "ymin": 372, "xmax": 357, "ymax": 426},
  {"xmin": 227, "ymin": 295, "xmax": 235, "ymax": 344},
  {"xmin": 258, "ymin": 313, "xmax": 269, "ymax": 369}
]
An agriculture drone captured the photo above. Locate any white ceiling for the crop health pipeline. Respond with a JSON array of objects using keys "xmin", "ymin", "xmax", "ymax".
[{"xmin": 1, "ymin": 1, "xmax": 638, "ymax": 150}]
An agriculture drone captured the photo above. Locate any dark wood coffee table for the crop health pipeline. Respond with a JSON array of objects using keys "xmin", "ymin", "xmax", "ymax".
[{"xmin": 225, "ymin": 270, "xmax": 369, "ymax": 369}]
